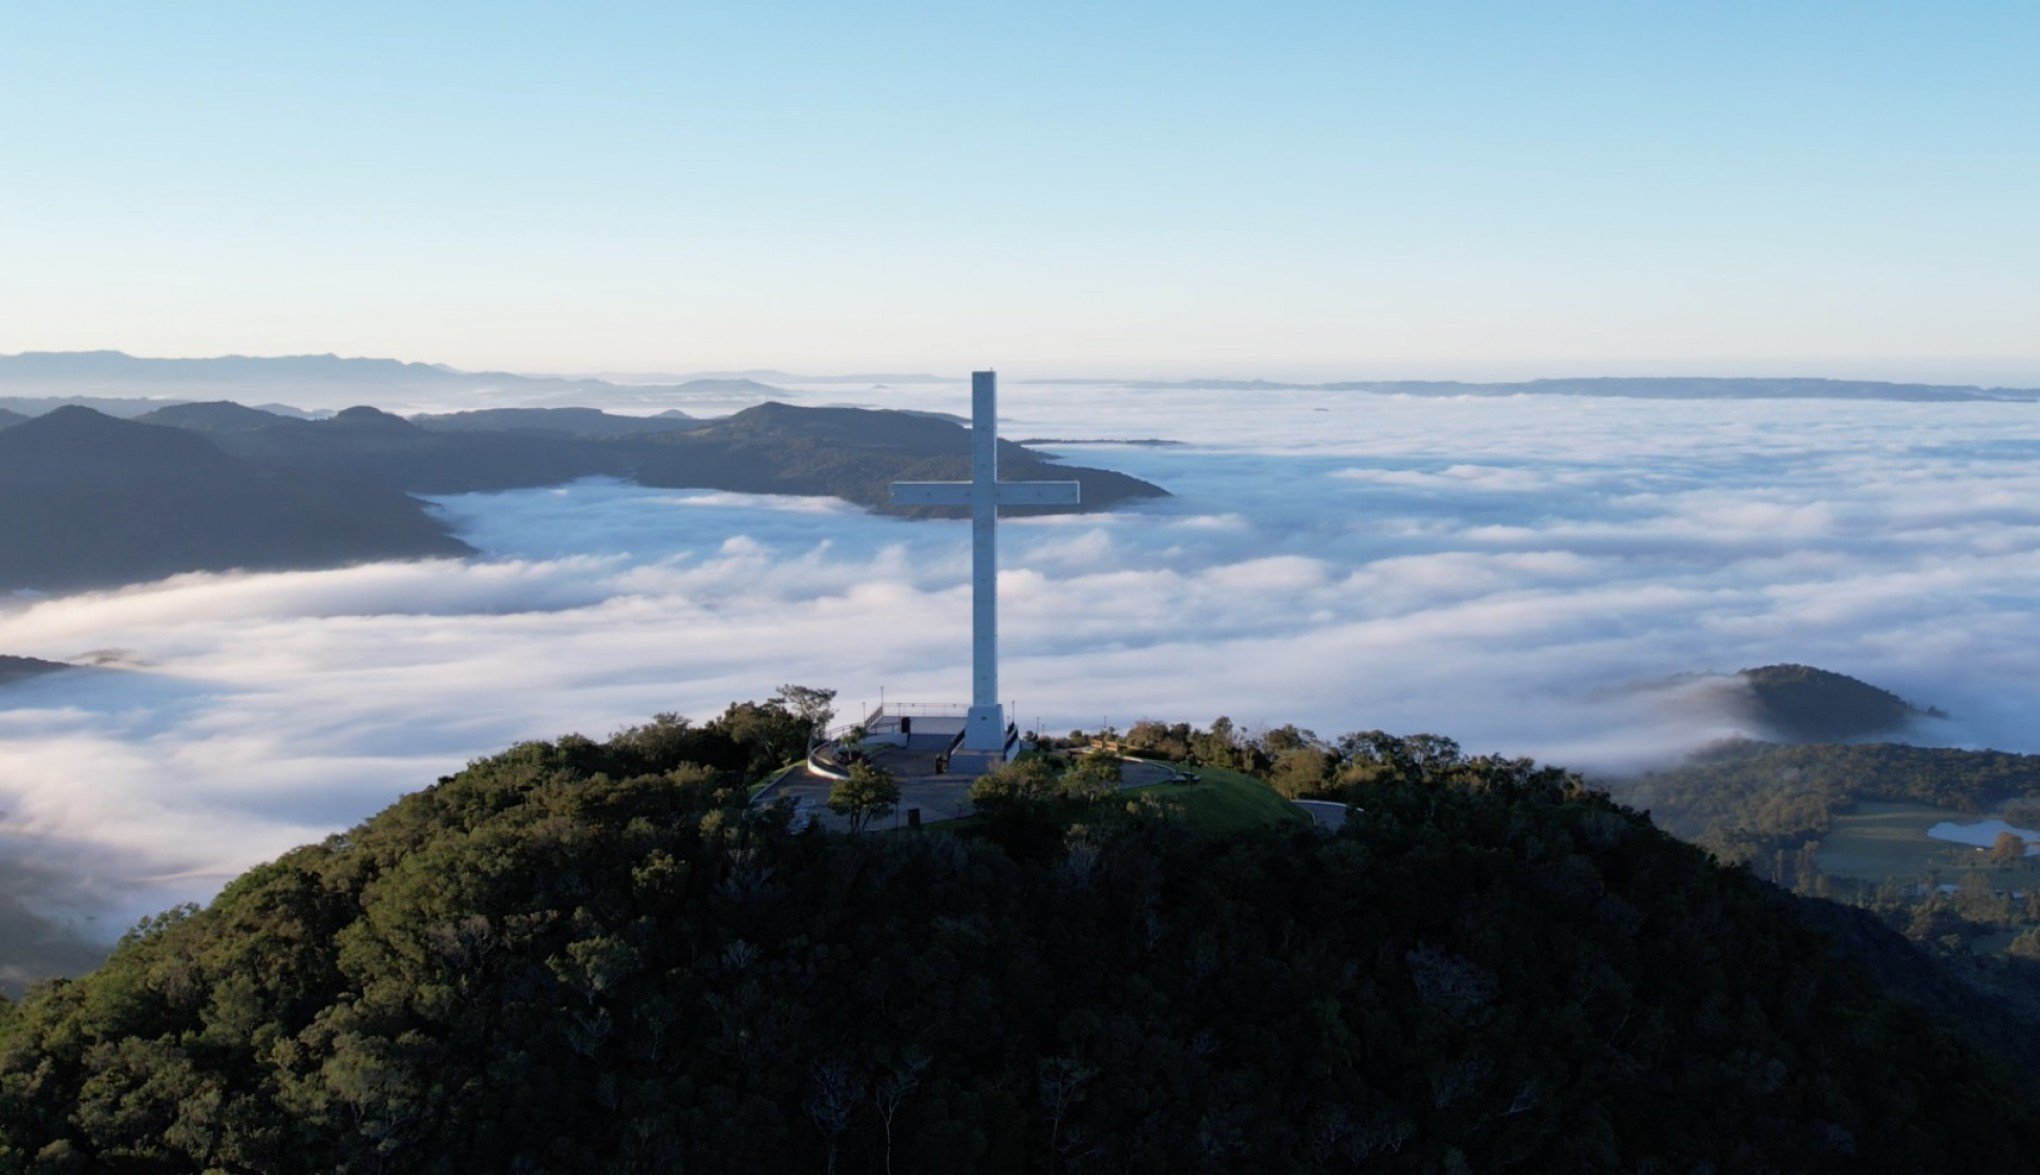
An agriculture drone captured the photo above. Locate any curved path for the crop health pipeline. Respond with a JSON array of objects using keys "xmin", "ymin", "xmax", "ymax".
[
  {"xmin": 1291, "ymin": 799, "xmax": 1352, "ymax": 831},
  {"xmin": 755, "ymin": 751, "xmax": 1187, "ymax": 832}
]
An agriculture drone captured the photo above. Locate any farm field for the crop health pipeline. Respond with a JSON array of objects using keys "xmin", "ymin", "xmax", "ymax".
[{"xmin": 1820, "ymin": 800, "xmax": 2040, "ymax": 883}]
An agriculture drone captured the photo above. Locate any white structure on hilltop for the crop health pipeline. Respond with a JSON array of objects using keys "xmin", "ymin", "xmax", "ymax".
[{"xmin": 891, "ymin": 371, "xmax": 1079, "ymax": 752}]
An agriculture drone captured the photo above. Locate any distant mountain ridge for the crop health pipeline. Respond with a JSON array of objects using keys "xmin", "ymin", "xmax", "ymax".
[
  {"xmin": 0, "ymin": 351, "xmax": 793, "ymax": 413},
  {"xmin": 23, "ymin": 353, "xmax": 2040, "ymax": 406},
  {"xmin": 1030, "ymin": 375, "xmax": 2040, "ymax": 402}
]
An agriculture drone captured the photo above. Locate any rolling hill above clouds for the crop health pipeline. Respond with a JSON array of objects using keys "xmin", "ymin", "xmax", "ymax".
[
  {"xmin": 0, "ymin": 400, "xmax": 1166, "ymax": 592},
  {"xmin": 1635, "ymin": 663, "xmax": 1945, "ymax": 747},
  {"xmin": 0, "ymin": 656, "xmax": 71, "ymax": 686},
  {"xmin": 1730, "ymin": 663, "xmax": 1942, "ymax": 742},
  {"xmin": 0, "ymin": 408, "xmax": 472, "ymax": 592}
]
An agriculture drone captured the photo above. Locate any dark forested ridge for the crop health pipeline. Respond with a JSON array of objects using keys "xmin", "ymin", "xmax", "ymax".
[
  {"xmin": 0, "ymin": 402, "xmax": 1166, "ymax": 592},
  {"xmin": 636, "ymin": 402, "xmax": 1163, "ymax": 520},
  {"xmin": 0, "ymin": 408, "xmax": 471, "ymax": 593},
  {"xmin": 1731, "ymin": 663, "xmax": 1937, "ymax": 742},
  {"xmin": 4, "ymin": 712, "xmax": 2037, "ymax": 1171},
  {"xmin": 0, "ymin": 657, "xmax": 70, "ymax": 687}
]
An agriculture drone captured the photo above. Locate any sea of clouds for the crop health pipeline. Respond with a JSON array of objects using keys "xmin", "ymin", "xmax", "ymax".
[{"xmin": 4, "ymin": 381, "xmax": 2040, "ymax": 944}]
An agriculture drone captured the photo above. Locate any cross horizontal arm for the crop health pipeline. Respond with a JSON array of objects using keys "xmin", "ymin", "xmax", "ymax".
[
  {"xmin": 891, "ymin": 481, "xmax": 973, "ymax": 507},
  {"xmin": 995, "ymin": 480, "xmax": 1082, "ymax": 506}
]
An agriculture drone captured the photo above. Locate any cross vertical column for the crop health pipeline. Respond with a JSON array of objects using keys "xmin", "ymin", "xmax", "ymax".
[
  {"xmin": 890, "ymin": 370, "xmax": 1079, "ymax": 759},
  {"xmin": 967, "ymin": 371, "xmax": 1003, "ymax": 751}
]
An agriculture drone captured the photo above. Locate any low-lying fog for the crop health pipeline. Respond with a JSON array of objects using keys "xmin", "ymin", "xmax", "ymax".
[{"xmin": 4, "ymin": 382, "xmax": 2040, "ymax": 948}]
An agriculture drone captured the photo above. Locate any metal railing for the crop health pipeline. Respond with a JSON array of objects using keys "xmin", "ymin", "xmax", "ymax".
[
  {"xmin": 804, "ymin": 743, "xmax": 852, "ymax": 781},
  {"xmin": 872, "ymin": 702, "xmax": 970, "ymax": 717},
  {"xmin": 802, "ymin": 705, "xmax": 1025, "ymax": 775}
]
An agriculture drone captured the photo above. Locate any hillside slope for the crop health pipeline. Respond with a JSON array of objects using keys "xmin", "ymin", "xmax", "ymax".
[
  {"xmin": 1, "ymin": 402, "xmax": 1167, "ymax": 591},
  {"xmin": 2, "ymin": 720, "xmax": 2033, "ymax": 1170},
  {"xmin": 1610, "ymin": 739, "xmax": 2040, "ymax": 865},
  {"xmin": 134, "ymin": 401, "xmax": 312, "ymax": 434},
  {"xmin": 407, "ymin": 407, "xmax": 696, "ymax": 436},
  {"xmin": 1733, "ymin": 663, "xmax": 1934, "ymax": 742},
  {"xmin": 634, "ymin": 401, "xmax": 1166, "ymax": 514},
  {"xmin": 0, "ymin": 408, "xmax": 470, "ymax": 591},
  {"xmin": 0, "ymin": 657, "xmax": 71, "ymax": 686}
]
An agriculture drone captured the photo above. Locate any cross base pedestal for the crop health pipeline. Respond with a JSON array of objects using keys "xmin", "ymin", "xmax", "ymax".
[{"xmin": 963, "ymin": 704, "xmax": 1007, "ymax": 753}]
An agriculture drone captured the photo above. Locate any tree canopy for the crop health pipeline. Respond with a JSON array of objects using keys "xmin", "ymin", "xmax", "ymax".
[{"xmin": 4, "ymin": 714, "xmax": 2037, "ymax": 1171}]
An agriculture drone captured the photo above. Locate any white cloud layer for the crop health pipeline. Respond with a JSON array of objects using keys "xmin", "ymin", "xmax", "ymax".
[{"xmin": 4, "ymin": 384, "xmax": 2040, "ymax": 934}]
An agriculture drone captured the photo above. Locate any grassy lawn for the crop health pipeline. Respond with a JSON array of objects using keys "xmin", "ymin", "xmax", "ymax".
[
  {"xmin": 1818, "ymin": 800, "xmax": 1999, "ymax": 881},
  {"xmin": 1122, "ymin": 761, "xmax": 1310, "ymax": 835},
  {"xmin": 888, "ymin": 761, "xmax": 1308, "ymax": 839},
  {"xmin": 748, "ymin": 762, "xmax": 803, "ymax": 799}
]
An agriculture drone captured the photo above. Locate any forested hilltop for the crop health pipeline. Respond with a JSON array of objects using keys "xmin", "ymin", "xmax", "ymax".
[
  {"xmin": 1727, "ymin": 663, "xmax": 1940, "ymax": 742},
  {"xmin": 5, "ymin": 704, "xmax": 2038, "ymax": 1171}
]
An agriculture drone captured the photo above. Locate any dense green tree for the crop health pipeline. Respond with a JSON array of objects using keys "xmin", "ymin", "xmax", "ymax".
[
  {"xmin": 709, "ymin": 700, "xmax": 810, "ymax": 780},
  {"xmin": 1059, "ymin": 751, "xmax": 1122, "ymax": 803},
  {"xmin": 5, "ymin": 722, "xmax": 2039, "ymax": 1171},
  {"xmin": 1993, "ymin": 831, "xmax": 2029, "ymax": 868},
  {"xmin": 829, "ymin": 762, "xmax": 899, "ymax": 834},
  {"xmin": 1257, "ymin": 725, "xmax": 1322, "ymax": 756},
  {"xmin": 965, "ymin": 757, "xmax": 1066, "ymax": 859},
  {"xmin": 1187, "ymin": 717, "xmax": 1241, "ymax": 770},
  {"xmin": 1120, "ymin": 721, "xmax": 1191, "ymax": 761},
  {"xmin": 1268, "ymin": 747, "xmax": 1334, "ymax": 798},
  {"xmin": 772, "ymin": 684, "xmax": 838, "ymax": 745}
]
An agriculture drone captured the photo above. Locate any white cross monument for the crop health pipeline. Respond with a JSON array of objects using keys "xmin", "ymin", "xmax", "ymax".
[{"xmin": 891, "ymin": 371, "xmax": 1079, "ymax": 754}]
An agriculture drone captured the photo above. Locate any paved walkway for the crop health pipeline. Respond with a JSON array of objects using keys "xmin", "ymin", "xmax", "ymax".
[
  {"xmin": 753, "ymin": 752, "xmax": 1185, "ymax": 833},
  {"xmin": 1292, "ymin": 799, "xmax": 1353, "ymax": 831}
]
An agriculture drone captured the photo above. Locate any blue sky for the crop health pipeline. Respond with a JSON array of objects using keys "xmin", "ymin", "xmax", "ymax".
[{"xmin": 3, "ymin": 2, "xmax": 2035, "ymax": 379}]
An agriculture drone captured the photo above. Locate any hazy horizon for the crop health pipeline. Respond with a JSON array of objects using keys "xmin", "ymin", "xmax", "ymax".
[{"xmin": 8, "ymin": 346, "xmax": 2040, "ymax": 393}]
